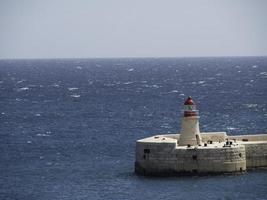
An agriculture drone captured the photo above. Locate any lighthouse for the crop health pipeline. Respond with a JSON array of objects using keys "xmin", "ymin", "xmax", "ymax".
[{"xmin": 178, "ymin": 96, "xmax": 202, "ymax": 146}]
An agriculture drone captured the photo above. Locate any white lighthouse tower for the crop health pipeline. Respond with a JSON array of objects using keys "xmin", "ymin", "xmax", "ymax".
[{"xmin": 178, "ymin": 96, "xmax": 202, "ymax": 146}]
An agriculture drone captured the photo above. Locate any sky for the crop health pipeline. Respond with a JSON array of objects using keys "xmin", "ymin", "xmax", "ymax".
[{"xmin": 0, "ymin": 0, "xmax": 267, "ymax": 59}]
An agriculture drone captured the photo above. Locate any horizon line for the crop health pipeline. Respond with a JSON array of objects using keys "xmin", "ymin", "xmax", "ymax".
[{"xmin": 0, "ymin": 55, "xmax": 267, "ymax": 61}]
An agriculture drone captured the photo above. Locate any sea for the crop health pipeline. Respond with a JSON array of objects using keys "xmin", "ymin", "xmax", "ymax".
[{"xmin": 0, "ymin": 57, "xmax": 267, "ymax": 200}]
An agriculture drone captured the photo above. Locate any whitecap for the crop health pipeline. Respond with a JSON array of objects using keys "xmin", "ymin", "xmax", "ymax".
[
  {"xmin": 17, "ymin": 87, "xmax": 29, "ymax": 91},
  {"xmin": 152, "ymin": 84, "xmax": 160, "ymax": 88},
  {"xmin": 1, "ymin": 112, "xmax": 5, "ymax": 115},
  {"xmin": 17, "ymin": 79, "xmax": 26, "ymax": 84},
  {"xmin": 144, "ymin": 84, "xmax": 161, "ymax": 88},
  {"xmin": 127, "ymin": 68, "xmax": 134, "ymax": 72},
  {"xmin": 160, "ymin": 123, "xmax": 171, "ymax": 129},
  {"xmin": 104, "ymin": 83, "xmax": 115, "ymax": 86},
  {"xmin": 27, "ymin": 141, "xmax": 32, "ymax": 144},
  {"xmin": 252, "ymin": 65, "xmax": 258, "ymax": 68},
  {"xmin": 179, "ymin": 93, "xmax": 185, "ymax": 96},
  {"xmin": 198, "ymin": 81, "xmax": 205, "ymax": 84},
  {"xmin": 70, "ymin": 94, "xmax": 81, "ymax": 98},
  {"xmin": 35, "ymin": 113, "xmax": 41, "ymax": 117},
  {"xmin": 36, "ymin": 133, "xmax": 49, "ymax": 137},
  {"xmin": 207, "ymin": 77, "xmax": 215, "ymax": 80},
  {"xmin": 168, "ymin": 90, "xmax": 179, "ymax": 93},
  {"xmin": 245, "ymin": 83, "xmax": 252, "ymax": 87},
  {"xmin": 52, "ymin": 83, "xmax": 60, "ymax": 87},
  {"xmin": 227, "ymin": 127, "xmax": 237, "ymax": 130},
  {"xmin": 259, "ymin": 72, "xmax": 267, "ymax": 76},
  {"xmin": 123, "ymin": 82, "xmax": 133, "ymax": 85},
  {"xmin": 76, "ymin": 66, "xmax": 82, "ymax": 69},
  {"xmin": 244, "ymin": 104, "xmax": 257, "ymax": 108},
  {"xmin": 68, "ymin": 87, "xmax": 78, "ymax": 91}
]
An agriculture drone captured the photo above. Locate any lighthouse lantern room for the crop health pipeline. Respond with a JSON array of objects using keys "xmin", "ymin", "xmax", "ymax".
[{"xmin": 178, "ymin": 96, "xmax": 202, "ymax": 146}]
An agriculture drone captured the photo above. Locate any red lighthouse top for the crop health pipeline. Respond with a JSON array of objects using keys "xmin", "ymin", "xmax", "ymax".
[
  {"xmin": 184, "ymin": 96, "xmax": 195, "ymax": 105},
  {"xmin": 183, "ymin": 96, "xmax": 199, "ymax": 117}
]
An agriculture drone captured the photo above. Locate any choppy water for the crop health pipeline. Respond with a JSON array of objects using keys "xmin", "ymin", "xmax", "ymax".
[{"xmin": 0, "ymin": 57, "xmax": 267, "ymax": 200}]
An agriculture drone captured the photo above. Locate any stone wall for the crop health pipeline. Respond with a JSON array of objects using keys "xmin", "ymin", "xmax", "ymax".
[
  {"xmin": 242, "ymin": 142, "xmax": 267, "ymax": 168},
  {"xmin": 135, "ymin": 141, "xmax": 246, "ymax": 175},
  {"xmin": 227, "ymin": 134, "xmax": 267, "ymax": 169}
]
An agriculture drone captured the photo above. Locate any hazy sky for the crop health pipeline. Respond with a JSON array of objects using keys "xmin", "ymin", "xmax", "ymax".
[{"xmin": 0, "ymin": 0, "xmax": 267, "ymax": 59}]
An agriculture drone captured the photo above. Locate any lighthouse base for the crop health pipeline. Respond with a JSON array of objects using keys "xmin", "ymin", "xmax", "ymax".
[{"xmin": 135, "ymin": 132, "xmax": 267, "ymax": 176}]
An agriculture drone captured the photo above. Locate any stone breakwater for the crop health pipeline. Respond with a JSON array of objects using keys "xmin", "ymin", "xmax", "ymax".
[
  {"xmin": 135, "ymin": 133, "xmax": 267, "ymax": 176},
  {"xmin": 135, "ymin": 97, "xmax": 267, "ymax": 176}
]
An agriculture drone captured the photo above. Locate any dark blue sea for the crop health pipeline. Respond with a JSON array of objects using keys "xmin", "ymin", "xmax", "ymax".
[{"xmin": 0, "ymin": 57, "xmax": 267, "ymax": 200}]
